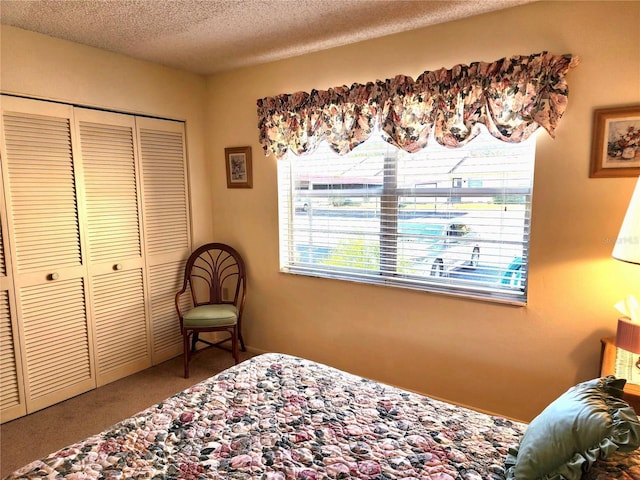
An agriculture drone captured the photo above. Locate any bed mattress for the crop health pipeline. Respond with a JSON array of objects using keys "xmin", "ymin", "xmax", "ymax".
[{"xmin": 5, "ymin": 353, "xmax": 639, "ymax": 479}]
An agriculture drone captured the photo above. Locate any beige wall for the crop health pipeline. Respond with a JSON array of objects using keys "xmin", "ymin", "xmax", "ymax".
[
  {"xmin": 0, "ymin": 25, "xmax": 213, "ymax": 245},
  {"xmin": 207, "ymin": 0, "xmax": 640, "ymax": 421},
  {"xmin": 2, "ymin": 1, "xmax": 639, "ymax": 423}
]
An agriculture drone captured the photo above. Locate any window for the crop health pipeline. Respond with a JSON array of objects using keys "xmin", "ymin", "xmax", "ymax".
[{"xmin": 277, "ymin": 125, "xmax": 535, "ymax": 304}]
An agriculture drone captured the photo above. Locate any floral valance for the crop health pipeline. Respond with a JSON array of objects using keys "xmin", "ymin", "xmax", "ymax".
[{"xmin": 257, "ymin": 52, "xmax": 579, "ymax": 159}]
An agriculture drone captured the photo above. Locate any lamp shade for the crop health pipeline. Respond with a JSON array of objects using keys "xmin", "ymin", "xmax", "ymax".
[
  {"xmin": 617, "ymin": 317, "xmax": 640, "ymax": 355},
  {"xmin": 613, "ymin": 176, "xmax": 640, "ymax": 265}
]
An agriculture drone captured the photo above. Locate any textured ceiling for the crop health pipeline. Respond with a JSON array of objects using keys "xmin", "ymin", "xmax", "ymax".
[{"xmin": 0, "ymin": 0, "xmax": 535, "ymax": 75}]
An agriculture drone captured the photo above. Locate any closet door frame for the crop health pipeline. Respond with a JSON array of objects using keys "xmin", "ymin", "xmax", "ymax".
[
  {"xmin": 0, "ymin": 158, "xmax": 26, "ymax": 423},
  {"xmin": 1, "ymin": 96, "xmax": 193, "ymax": 420}
]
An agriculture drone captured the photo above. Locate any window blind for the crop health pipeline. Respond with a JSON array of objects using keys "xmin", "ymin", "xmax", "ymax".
[{"xmin": 277, "ymin": 125, "xmax": 535, "ymax": 304}]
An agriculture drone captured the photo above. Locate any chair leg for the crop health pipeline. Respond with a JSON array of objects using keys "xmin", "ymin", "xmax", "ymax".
[
  {"xmin": 232, "ymin": 326, "xmax": 239, "ymax": 364},
  {"xmin": 191, "ymin": 331, "xmax": 199, "ymax": 352},
  {"xmin": 238, "ymin": 331, "xmax": 246, "ymax": 352},
  {"xmin": 183, "ymin": 330, "xmax": 191, "ymax": 379},
  {"xmin": 238, "ymin": 320, "xmax": 246, "ymax": 352}
]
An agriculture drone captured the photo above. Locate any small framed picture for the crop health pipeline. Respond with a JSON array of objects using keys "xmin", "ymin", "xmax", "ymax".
[
  {"xmin": 225, "ymin": 146, "xmax": 253, "ymax": 188},
  {"xmin": 590, "ymin": 105, "xmax": 640, "ymax": 178}
]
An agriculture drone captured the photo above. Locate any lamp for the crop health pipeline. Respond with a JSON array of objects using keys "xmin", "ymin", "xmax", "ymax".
[
  {"xmin": 613, "ymin": 176, "xmax": 640, "ymax": 368},
  {"xmin": 612, "ymin": 176, "xmax": 640, "ymax": 265},
  {"xmin": 617, "ymin": 317, "xmax": 640, "ymax": 369}
]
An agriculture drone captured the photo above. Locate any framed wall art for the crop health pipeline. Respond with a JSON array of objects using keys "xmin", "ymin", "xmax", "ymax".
[
  {"xmin": 590, "ymin": 105, "xmax": 640, "ymax": 178},
  {"xmin": 225, "ymin": 146, "xmax": 253, "ymax": 188}
]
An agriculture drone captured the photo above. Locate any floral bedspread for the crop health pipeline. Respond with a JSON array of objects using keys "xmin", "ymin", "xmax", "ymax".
[
  {"xmin": 5, "ymin": 353, "xmax": 639, "ymax": 479},
  {"xmin": 587, "ymin": 450, "xmax": 640, "ymax": 479}
]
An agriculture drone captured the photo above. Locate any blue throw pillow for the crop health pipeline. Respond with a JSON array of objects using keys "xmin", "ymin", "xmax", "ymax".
[{"xmin": 505, "ymin": 376, "xmax": 640, "ymax": 480}]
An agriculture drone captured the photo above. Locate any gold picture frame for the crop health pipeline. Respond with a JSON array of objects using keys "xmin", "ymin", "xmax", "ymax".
[
  {"xmin": 590, "ymin": 105, "xmax": 640, "ymax": 178},
  {"xmin": 225, "ymin": 146, "xmax": 253, "ymax": 188}
]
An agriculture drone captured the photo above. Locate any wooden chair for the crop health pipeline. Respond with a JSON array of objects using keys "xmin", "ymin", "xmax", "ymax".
[{"xmin": 175, "ymin": 243, "xmax": 246, "ymax": 378}]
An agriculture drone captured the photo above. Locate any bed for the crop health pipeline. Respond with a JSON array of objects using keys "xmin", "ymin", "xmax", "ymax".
[{"xmin": 5, "ymin": 353, "xmax": 640, "ymax": 480}]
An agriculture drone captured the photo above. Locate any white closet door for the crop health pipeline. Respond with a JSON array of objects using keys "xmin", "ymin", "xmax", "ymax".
[
  {"xmin": 75, "ymin": 108, "xmax": 151, "ymax": 386},
  {"xmin": 136, "ymin": 117, "xmax": 191, "ymax": 364},
  {"xmin": 0, "ymin": 96, "xmax": 95, "ymax": 414},
  {"xmin": 0, "ymin": 173, "xmax": 26, "ymax": 423}
]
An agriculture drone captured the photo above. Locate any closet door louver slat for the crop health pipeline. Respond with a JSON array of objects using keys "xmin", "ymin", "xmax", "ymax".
[
  {"xmin": 139, "ymin": 127, "xmax": 189, "ymax": 256},
  {"xmin": 92, "ymin": 269, "xmax": 148, "ymax": 380},
  {"xmin": 79, "ymin": 119, "xmax": 142, "ymax": 263},
  {"xmin": 76, "ymin": 110, "xmax": 151, "ymax": 386},
  {"xmin": 3, "ymin": 113, "xmax": 82, "ymax": 272},
  {"xmin": 149, "ymin": 260, "xmax": 190, "ymax": 361},
  {"xmin": 20, "ymin": 278, "xmax": 92, "ymax": 410}
]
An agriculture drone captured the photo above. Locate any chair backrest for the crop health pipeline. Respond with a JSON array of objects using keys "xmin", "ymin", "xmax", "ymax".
[{"xmin": 182, "ymin": 243, "xmax": 246, "ymax": 311}]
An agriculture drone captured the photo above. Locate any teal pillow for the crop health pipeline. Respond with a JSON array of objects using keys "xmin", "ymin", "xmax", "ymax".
[{"xmin": 505, "ymin": 376, "xmax": 640, "ymax": 480}]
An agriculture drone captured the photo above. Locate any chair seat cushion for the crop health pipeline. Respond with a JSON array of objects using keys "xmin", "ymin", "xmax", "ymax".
[{"xmin": 183, "ymin": 304, "xmax": 238, "ymax": 327}]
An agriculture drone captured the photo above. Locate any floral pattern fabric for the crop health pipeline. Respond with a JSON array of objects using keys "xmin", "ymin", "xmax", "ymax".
[
  {"xmin": 6, "ymin": 353, "xmax": 638, "ymax": 479},
  {"xmin": 257, "ymin": 52, "xmax": 579, "ymax": 159}
]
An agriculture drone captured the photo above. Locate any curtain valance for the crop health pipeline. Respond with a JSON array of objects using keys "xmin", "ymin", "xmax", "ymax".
[{"xmin": 257, "ymin": 52, "xmax": 578, "ymax": 159}]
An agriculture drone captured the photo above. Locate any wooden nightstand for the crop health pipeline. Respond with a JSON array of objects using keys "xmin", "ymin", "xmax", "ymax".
[{"xmin": 600, "ymin": 337, "xmax": 640, "ymax": 414}]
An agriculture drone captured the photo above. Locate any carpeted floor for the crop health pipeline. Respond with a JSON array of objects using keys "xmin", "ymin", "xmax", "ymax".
[{"xmin": 0, "ymin": 347, "xmax": 256, "ymax": 477}]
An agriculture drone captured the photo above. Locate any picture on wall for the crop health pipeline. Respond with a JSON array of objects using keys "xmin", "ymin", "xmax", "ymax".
[
  {"xmin": 225, "ymin": 146, "xmax": 253, "ymax": 188},
  {"xmin": 590, "ymin": 105, "xmax": 640, "ymax": 178}
]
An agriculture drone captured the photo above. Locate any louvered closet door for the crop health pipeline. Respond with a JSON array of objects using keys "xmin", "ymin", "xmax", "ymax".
[
  {"xmin": 0, "ymin": 96, "xmax": 95, "ymax": 414},
  {"xmin": 75, "ymin": 109, "xmax": 151, "ymax": 386},
  {"xmin": 0, "ymin": 170, "xmax": 26, "ymax": 423},
  {"xmin": 136, "ymin": 117, "xmax": 191, "ymax": 364}
]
